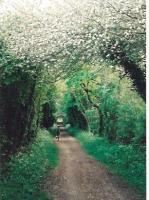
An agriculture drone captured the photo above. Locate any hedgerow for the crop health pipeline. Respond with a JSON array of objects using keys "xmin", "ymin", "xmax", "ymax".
[{"xmin": 0, "ymin": 129, "xmax": 58, "ymax": 200}]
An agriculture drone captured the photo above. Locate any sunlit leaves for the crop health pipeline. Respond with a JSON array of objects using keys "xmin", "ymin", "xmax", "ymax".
[{"xmin": 62, "ymin": 65, "xmax": 145, "ymax": 143}]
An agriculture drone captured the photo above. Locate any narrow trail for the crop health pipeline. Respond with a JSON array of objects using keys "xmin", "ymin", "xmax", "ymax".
[{"xmin": 44, "ymin": 128, "xmax": 141, "ymax": 200}]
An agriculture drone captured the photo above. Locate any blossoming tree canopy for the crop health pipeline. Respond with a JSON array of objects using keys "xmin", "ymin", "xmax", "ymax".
[
  {"xmin": 0, "ymin": 1, "xmax": 146, "ymax": 196},
  {"xmin": 0, "ymin": 0, "xmax": 145, "ymax": 83}
]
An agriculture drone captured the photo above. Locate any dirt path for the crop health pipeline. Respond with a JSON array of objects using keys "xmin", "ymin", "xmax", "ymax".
[{"xmin": 44, "ymin": 129, "xmax": 141, "ymax": 200}]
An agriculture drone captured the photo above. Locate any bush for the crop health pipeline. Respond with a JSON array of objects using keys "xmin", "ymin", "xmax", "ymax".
[{"xmin": 0, "ymin": 129, "xmax": 58, "ymax": 200}]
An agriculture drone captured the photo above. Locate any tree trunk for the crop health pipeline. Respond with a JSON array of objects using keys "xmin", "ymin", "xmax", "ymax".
[
  {"xmin": 120, "ymin": 56, "xmax": 146, "ymax": 102},
  {"xmin": 106, "ymin": 46, "xmax": 146, "ymax": 102}
]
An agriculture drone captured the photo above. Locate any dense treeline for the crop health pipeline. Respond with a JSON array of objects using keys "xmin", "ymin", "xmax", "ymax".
[
  {"xmin": 62, "ymin": 66, "xmax": 145, "ymax": 146},
  {"xmin": 0, "ymin": 0, "xmax": 146, "ymax": 198},
  {"xmin": 0, "ymin": 40, "xmax": 57, "ymax": 199},
  {"xmin": 0, "ymin": 40, "xmax": 56, "ymax": 162}
]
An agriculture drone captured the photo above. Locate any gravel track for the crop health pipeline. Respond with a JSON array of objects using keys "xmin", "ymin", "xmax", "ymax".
[{"xmin": 44, "ymin": 129, "xmax": 141, "ymax": 200}]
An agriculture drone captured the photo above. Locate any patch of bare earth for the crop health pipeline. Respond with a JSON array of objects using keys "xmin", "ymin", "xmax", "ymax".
[{"xmin": 44, "ymin": 129, "xmax": 142, "ymax": 200}]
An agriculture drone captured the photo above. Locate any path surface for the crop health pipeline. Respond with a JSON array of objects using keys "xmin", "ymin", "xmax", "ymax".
[{"xmin": 44, "ymin": 128, "xmax": 141, "ymax": 200}]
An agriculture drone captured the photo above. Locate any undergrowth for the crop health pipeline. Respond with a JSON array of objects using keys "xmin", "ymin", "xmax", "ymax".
[
  {"xmin": 0, "ymin": 129, "xmax": 58, "ymax": 200},
  {"xmin": 68, "ymin": 127, "xmax": 146, "ymax": 196}
]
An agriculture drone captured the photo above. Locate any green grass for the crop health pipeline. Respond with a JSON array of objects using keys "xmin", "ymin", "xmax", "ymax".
[
  {"xmin": 68, "ymin": 127, "xmax": 146, "ymax": 196},
  {"xmin": 0, "ymin": 129, "xmax": 59, "ymax": 200}
]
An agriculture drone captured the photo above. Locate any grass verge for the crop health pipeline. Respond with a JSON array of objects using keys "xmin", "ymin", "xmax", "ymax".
[
  {"xmin": 0, "ymin": 129, "xmax": 58, "ymax": 200},
  {"xmin": 68, "ymin": 127, "xmax": 146, "ymax": 196}
]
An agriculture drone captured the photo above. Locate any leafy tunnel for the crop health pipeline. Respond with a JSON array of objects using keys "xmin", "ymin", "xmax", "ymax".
[{"xmin": 0, "ymin": 0, "xmax": 146, "ymax": 199}]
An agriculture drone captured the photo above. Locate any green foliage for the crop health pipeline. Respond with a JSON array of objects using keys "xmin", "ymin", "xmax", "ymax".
[
  {"xmin": 0, "ymin": 129, "xmax": 58, "ymax": 200},
  {"xmin": 0, "ymin": 1, "xmax": 146, "ymax": 198},
  {"xmin": 116, "ymin": 103, "xmax": 145, "ymax": 145},
  {"xmin": 68, "ymin": 128, "xmax": 145, "ymax": 195},
  {"xmin": 0, "ymin": 39, "xmax": 37, "ymax": 86},
  {"xmin": 0, "ymin": 39, "xmax": 57, "ymax": 159},
  {"xmin": 60, "ymin": 92, "xmax": 76, "ymax": 115},
  {"xmin": 62, "ymin": 67, "xmax": 145, "ymax": 145},
  {"xmin": 85, "ymin": 108, "xmax": 99, "ymax": 134}
]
